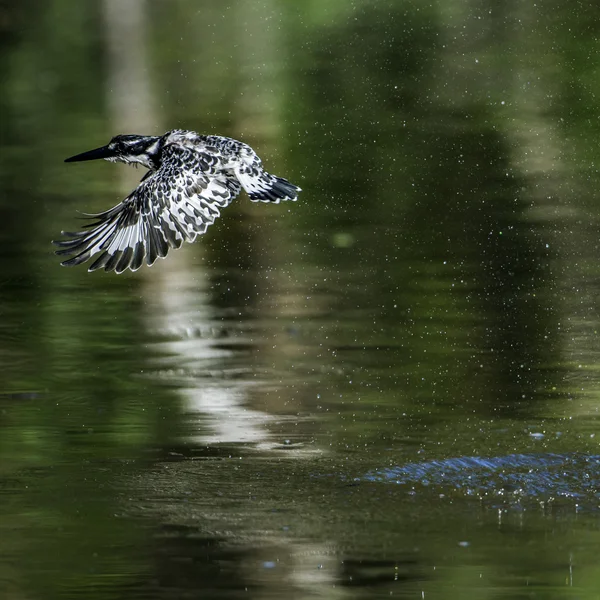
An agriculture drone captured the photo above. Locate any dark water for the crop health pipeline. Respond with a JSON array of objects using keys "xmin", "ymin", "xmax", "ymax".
[{"xmin": 3, "ymin": 1, "xmax": 600, "ymax": 598}]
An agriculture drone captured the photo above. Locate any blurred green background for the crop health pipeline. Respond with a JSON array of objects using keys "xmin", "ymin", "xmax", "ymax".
[{"xmin": 3, "ymin": 0, "xmax": 600, "ymax": 598}]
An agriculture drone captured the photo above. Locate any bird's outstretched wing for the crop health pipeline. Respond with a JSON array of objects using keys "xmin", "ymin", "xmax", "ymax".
[{"xmin": 54, "ymin": 148, "xmax": 241, "ymax": 273}]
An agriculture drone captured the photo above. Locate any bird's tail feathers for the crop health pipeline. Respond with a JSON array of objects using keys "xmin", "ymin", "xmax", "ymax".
[{"xmin": 236, "ymin": 170, "xmax": 301, "ymax": 203}]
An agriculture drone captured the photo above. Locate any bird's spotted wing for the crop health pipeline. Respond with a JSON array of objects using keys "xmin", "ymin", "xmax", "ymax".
[{"xmin": 54, "ymin": 150, "xmax": 241, "ymax": 273}]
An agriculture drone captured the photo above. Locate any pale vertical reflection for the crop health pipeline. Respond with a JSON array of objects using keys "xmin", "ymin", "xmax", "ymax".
[
  {"xmin": 102, "ymin": 0, "xmax": 157, "ymax": 135},
  {"xmin": 433, "ymin": 0, "xmax": 566, "ymax": 216},
  {"xmin": 101, "ymin": 0, "xmax": 272, "ymax": 444},
  {"xmin": 500, "ymin": 3, "xmax": 567, "ymax": 221},
  {"xmin": 102, "ymin": 0, "xmax": 160, "ymax": 192},
  {"xmin": 146, "ymin": 266, "xmax": 273, "ymax": 445}
]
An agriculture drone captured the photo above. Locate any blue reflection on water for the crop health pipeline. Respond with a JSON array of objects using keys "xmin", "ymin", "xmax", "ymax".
[{"xmin": 364, "ymin": 453, "xmax": 600, "ymax": 499}]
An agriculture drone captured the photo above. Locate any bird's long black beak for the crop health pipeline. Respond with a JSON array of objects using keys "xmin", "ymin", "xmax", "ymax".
[{"xmin": 65, "ymin": 144, "xmax": 115, "ymax": 163}]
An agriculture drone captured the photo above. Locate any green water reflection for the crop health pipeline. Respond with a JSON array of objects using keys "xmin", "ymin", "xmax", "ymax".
[{"xmin": 3, "ymin": 0, "xmax": 600, "ymax": 598}]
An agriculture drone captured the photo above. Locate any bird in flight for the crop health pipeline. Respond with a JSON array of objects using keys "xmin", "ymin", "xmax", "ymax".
[{"xmin": 54, "ymin": 129, "xmax": 300, "ymax": 273}]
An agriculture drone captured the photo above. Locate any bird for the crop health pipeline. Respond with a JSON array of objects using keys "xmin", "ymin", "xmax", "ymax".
[{"xmin": 54, "ymin": 129, "xmax": 301, "ymax": 274}]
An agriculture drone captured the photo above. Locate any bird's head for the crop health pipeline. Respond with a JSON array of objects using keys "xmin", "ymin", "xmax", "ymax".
[{"xmin": 65, "ymin": 134, "xmax": 162, "ymax": 169}]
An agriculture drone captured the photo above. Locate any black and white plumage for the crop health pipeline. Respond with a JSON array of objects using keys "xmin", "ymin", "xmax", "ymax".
[{"xmin": 54, "ymin": 129, "xmax": 300, "ymax": 273}]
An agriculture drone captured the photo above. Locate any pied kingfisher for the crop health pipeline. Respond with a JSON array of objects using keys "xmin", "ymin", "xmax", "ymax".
[{"xmin": 54, "ymin": 129, "xmax": 301, "ymax": 273}]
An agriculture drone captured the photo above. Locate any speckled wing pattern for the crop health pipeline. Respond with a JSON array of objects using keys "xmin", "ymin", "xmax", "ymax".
[
  {"xmin": 54, "ymin": 130, "xmax": 301, "ymax": 274},
  {"xmin": 194, "ymin": 132, "xmax": 301, "ymax": 204},
  {"xmin": 54, "ymin": 144, "xmax": 242, "ymax": 273}
]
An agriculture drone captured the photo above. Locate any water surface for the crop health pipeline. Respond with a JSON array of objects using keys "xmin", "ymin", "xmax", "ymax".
[{"xmin": 2, "ymin": 1, "xmax": 600, "ymax": 598}]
